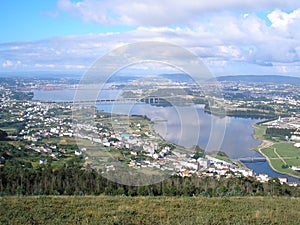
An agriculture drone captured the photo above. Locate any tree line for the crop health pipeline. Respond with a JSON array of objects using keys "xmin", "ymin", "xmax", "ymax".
[
  {"xmin": 0, "ymin": 139, "xmax": 300, "ymax": 197},
  {"xmin": 0, "ymin": 163, "xmax": 299, "ymax": 197},
  {"xmin": 265, "ymin": 127, "xmax": 296, "ymax": 138}
]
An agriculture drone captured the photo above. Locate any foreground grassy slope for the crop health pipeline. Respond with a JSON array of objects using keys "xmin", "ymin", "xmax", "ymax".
[{"xmin": 1, "ymin": 196, "xmax": 300, "ymax": 225}]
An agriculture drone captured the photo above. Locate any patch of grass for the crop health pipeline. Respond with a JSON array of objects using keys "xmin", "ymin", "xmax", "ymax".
[
  {"xmin": 261, "ymin": 142, "xmax": 300, "ymax": 178},
  {"xmin": 253, "ymin": 124, "xmax": 267, "ymax": 140},
  {"xmin": 0, "ymin": 196, "xmax": 299, "ymax": 225},
  {"xmin": 286, "ymin": 158, "xmax": 300, "ymax": 165},
  {"xmin": 275, "ymin": 143, "xmax": 300, "ymax": 158},
  {"xmin": 261, "ymin": 147, "xmax": 278, "ymax": 158}
]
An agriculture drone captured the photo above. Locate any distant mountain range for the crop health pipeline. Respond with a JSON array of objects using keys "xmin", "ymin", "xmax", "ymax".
[
  {"xmin": 1, "ymin": 72, "xmax": 300, "ymax": 85},
  {"xmin": 0, "ymin": 71, "xmax": 82, "ymax": 79},
  {"xmin": 217, "ymin": 75, "xmax": 300, "ymax": 85},
  {"xmin": 159, "ymin": 73, "xmax": 194, "ymax": 82},
  {"xmin": 160, "ymin": 74, "xmax": 300, "ymax": 85}
]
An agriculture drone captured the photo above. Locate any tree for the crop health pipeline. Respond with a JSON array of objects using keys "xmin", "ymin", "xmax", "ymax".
[
  {"xmin": 192, "ymin": 145, "xmax": 204, "ymax": 159},
  {"xmin": 0, "ymin": 129, "xmax": 8, "ymax": 141}
]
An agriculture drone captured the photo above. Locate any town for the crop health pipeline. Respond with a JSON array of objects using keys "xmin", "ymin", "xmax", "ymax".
[{"xmin": 1, "ymin": 76, "xmax": 300, "ymax": 187}]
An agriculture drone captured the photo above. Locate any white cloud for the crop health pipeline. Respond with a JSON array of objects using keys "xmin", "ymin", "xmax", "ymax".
[
  {"xmin": 64, "ymin": 64, "xmax": 87, "ymax": 69},
  {"xmin": 57, "ymin": 0, "xmax": 300, "ymax": 26},
  {"xmin": 275, "ymin": 65, "xmax": 288, "ymax": 73},
  {"xmin": 34, "ymin": 63, "xmax": 56, "ymax": 68},
  {"xmin": 2, "ymin": 60, "xmax": 13, "ymax": 68},
  {"xmin": 2, "ymin": 60, "xmax": 22, "ymax": 68},
  {"xmin": 268, "ymin": 9, "xmax": 300, "ymax": 32},
  {"xmin": 58, "ymin": 0, "xmax": 116, "ymax": 24},
  {"xmin": 2, "ymin": 6, "xmax": 300, "ymax": 76}
]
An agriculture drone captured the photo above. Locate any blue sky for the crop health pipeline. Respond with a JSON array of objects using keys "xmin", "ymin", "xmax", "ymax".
[
  {"xmin": 0, "ymin": 0, "xmax": 134, "ymax": 42},
  {"xmin": 1, "ymin": 0, "xmax": 300, "ymax": 76}
]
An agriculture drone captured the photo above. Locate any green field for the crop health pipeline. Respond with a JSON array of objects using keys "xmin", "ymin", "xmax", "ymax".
[
  {"xmin": 261, "ymin": 142, "xmax": 300, "ymax": 178},
  {"xmin": 0, "ymin": 196, "xmax": 300, "ymax": 225},
  {"xmin": 261, "ymin": 147, "xmax": 278, "ymax": 159},
  {"xmin": 275, "ymin": 143, "xmax": 300, "ymax": 158},
  {"xmin": 253, "ymin": 124, "xmax": 300, "ymax": 178},
  {"xmin": 253, "ymin": 124, "xmax": 267, "ymax": 141}
]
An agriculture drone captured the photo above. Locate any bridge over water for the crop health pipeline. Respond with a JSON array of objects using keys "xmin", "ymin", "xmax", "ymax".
[
  {"xmin": 42, "ymin": 96, "xmax": 185, "ymax": 105},
  {"xmin": 238, "ymin": 157, "xmax": 267, "ymax": 163}
]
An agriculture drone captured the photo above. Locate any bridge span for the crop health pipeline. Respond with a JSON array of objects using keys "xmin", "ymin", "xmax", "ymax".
[
  {"xmin": 238, "ymin": 157, "xmax": 267, "ymax": 163},
  {"xmin": 42, "ymin": 96, "xmax": 179, "ymax": 105}
]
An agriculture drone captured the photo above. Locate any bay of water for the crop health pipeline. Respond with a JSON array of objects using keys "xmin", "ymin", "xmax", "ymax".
[
  {"xmin": 33, "ymin": 89, "xmax": 77, "ymax": 101},
  {"xmin": 33, "ymin": 88, "xmax": 121, "ymax": 101},
  {"xmin": 96, "ymin": 103, "xmax": 261, "ymax": 159}
]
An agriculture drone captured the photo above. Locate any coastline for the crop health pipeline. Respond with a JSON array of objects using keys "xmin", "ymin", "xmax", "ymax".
[{"xmin": 252, "ymin": 123, "xmax": 300, "ymax": 180}]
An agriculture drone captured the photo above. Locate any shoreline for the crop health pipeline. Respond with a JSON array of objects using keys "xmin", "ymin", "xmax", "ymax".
[{"xmin": 252, "ymin": 123, "xmax": 300, "ymax": 180}]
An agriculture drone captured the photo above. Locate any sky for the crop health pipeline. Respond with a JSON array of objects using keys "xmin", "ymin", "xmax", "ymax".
[{"xmin": 1, "ymin": 0, "xmax": 300, "ymax": 77}]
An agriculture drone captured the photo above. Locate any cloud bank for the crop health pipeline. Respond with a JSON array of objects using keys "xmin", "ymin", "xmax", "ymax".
[
  {"xmin": 57, "ymin": 0, "xmax": 300, "ymax": 26},
  {"xmin": 1, "ymin": 1, "xmax": 300, "ymax": 76}
]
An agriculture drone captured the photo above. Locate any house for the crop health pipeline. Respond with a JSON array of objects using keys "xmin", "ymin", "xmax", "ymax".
[
  {"xmin": 51, "ymin": 153, "xmax": 59, "ymax": 158},
  {"xmin": 84, "ymin": 161, "xmax": 93, "ymax": 166},
  {"xmin": 237, "ymin": 168, "xmax": 254, "ymax": 177},
  {"xmin": 287, "ymin": 182, "xmax": 299, "ymax": 187},
  {"xmin": 152, "ymin": 153, "xmax": 160, "ymax": 160},
  {"xmin": 75, "ymin": 150, "xmax": 82, "ymax": 156},
  {"xmin": 208, "ymin": 165, "xmax": 216, "ymax": 173},
  {"xmin": 103, "ymin": 142, "xmax": 111, "ymax": 147},
  {"xmin": 294, "ymin": 143, "xmax": 300, "ymax": 148},
  {"xmin": 278, "ymin": 177, "xmax": 288, "ymax": 184},
  {"xmin": 181, "ymin": 170, "xmax": 190, "ymax": 177},
  {"xmin": 130, "ymin": 151, "xmax": 137, "ymax": 156},
  {"xmin": 256, "ymin": 173, "xmax": 269, "ymax": 183},
  {"xmin": 63, "ymin": 132, "xmax": 73, "ymax": 137},
  {"xmin": 220, "ymin": 167, "xmax": 230, "ymax": 176},
  {"xmin": 291, "ymin": 166, "xmax": 300, "ymax": 171},
  {"xmin": 197, "ymin": 158, "xmax": 209, "ymax": 169},
  {"xmin": 39, "ymin": 158, "xmax": 47, "ymax": 165}
]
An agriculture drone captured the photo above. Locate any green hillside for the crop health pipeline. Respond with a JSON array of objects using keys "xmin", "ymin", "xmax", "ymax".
[{"xmin": 0, "ymin": 196, "xmax": 299, "ymax": 225}]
